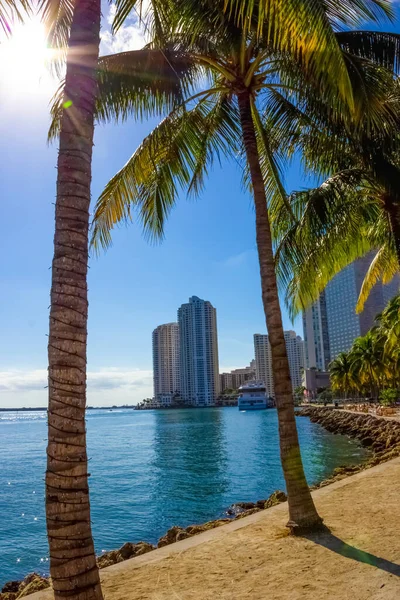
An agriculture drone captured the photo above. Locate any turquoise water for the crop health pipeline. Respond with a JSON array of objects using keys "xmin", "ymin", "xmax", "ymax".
[{"xmin": 0, "ymin": 408, "xmax": 368, "ymax": 585}]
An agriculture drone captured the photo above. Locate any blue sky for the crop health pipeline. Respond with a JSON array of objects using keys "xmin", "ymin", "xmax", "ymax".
[{"xmin": 1, "ymin": 3, "xmax": 399, "ymax": 407}]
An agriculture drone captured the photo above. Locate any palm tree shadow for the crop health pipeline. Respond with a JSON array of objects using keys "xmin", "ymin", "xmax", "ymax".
[{"xmin": 304, "ymin": 530, "xmax": 400, "ymax": 576}]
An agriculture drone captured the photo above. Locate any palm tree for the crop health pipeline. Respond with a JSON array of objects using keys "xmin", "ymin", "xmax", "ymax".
[
  {"xmin": 349, "ymin": 331, "xmax": 384, "ymax": 399},
  {"xmin": 88, "ymin": 0, "xmax": 396, "ymax": 532},
  {"xmin": 40, "ymin": 0, "xmax": 104, "ymax": 597},
  {"xmin": 329, "ymin": 352, "xmax": 355, "ymax": 399},
  {"xmin": 275, "ymin": 71, "xmax": 400, "ymax": 317}
]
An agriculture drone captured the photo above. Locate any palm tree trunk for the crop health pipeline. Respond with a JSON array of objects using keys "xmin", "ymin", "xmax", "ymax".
[
  {"xmin": 237, "ymin": 91, "xmax": 322, "ymax": 533},
  {"xmin": 46, "ymin": 0, "xmax": 103, "ymax": 598}
]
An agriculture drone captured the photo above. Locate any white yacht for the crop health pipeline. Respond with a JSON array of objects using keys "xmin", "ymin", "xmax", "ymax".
[{"xmin": 238, "ymin": 381, "xmax": 273, "ymax": 411}]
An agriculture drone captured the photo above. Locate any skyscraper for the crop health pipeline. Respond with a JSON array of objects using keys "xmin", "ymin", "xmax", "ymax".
[
  {"xmin": 178, "ymin": 296, "xmax": 220, "ymax": 406},
  {"xmin": 303, "ymin": 252, "xmax": 400, "ymax": 363},
  {"xmin": 152, "ymin": 323, "xmax": 180, "ymax": 399},
  {"xmin": 254, "ymin": 331, "xmax": 304, "ymax": 396},
  {"xmin": 325, "ymin": 252, "xmax": 399, "ymax": 359},
  {"xmin": 302, "ymin": 291, "xmax": 331, "ymax": 370}
]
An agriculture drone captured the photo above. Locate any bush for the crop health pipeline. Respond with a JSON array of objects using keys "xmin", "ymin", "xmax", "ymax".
[{"xmin": 379, "ymin": 388, "xmax": 398, "ymax": 407}]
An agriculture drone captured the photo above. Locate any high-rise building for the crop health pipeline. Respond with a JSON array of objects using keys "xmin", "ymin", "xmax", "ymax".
[
  {"xmin": 302, "ymin": 291, "xmax": 331, "ymax": 370},
  {"xmin": 254, "ymin": 331, "xmax": 304, "ymax": 396},
  {"xmin": 325, "ymin": 252, "xmax": 399, "ymax": 359},
  {"xmin": 178, "ymin": 296, "xmax": 220, "ymax": 406},
  {"xmin": 152, "ymin": 323, "xmax": 180, "ymax": 399}
]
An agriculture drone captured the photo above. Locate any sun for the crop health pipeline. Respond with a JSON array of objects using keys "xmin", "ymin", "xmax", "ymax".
[{"xmin": 0, "ymin": 18, "xmax": 56, "ymax": 96}]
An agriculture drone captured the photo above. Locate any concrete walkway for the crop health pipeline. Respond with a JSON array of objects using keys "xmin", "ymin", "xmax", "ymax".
[{"xmin": 29, "ymin": 458, "xmax": 400, "ymax": 600}]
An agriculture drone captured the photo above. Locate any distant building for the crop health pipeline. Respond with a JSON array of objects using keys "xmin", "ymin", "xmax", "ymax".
[
  {"xmin": 178, "ymin": 296, "xmax": 220, "ymax": 406},
  {"xmin": 254, "ymin": 331, "xmax": 304, "ymax": 396},
  {"xmin": 302, "ymin": 369, "xmax": 330, "ymax": 399},
  {"xmin": 302, "ymin": 291, "xmax": 331, "ymax": 371},
  {"xmin": 325, "ymin": 252, "xmax": 399, "ymax": 359},
  {"xmin": 219, "ymin": 360, "xmax": 256, "ymax": 392},
  {"xmin": 219, "ymin": 372, "xmax": 234, "ymax": 392},
  {"xmin": 152, "ymin": 323, "xmax": 180, "ymax": 400}
]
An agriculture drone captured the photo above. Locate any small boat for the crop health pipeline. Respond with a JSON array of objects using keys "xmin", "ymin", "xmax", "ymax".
[{"xmin": 238, "ymin": 381, "xmax": 272, "ymax": 411}]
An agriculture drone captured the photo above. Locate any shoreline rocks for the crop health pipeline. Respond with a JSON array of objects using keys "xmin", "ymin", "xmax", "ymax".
[
  {"xmin": 297, "ymin": 406, "xmax": 400, "ymax": 489},
  {"xmin": 0, "ymin": 574, "xmax": 50, "ymax": 600}
]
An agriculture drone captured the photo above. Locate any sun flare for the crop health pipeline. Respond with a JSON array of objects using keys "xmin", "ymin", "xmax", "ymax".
[{"xmin": 0, "ymin": 18, "xmax": 56, "ymax": 96}]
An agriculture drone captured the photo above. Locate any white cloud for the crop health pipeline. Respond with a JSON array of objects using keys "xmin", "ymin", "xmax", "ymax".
[
  {"xmin": 100, "ymin": 2, "xmax": 150, "ymax": 55},
  {"xmin": 0, "ymin": 368, "xmax": 153, "ymax": 407}
]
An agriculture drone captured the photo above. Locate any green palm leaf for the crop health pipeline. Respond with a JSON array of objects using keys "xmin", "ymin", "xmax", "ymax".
[
  {"xmin": 91, "ymin": 94, "xmax": 239, "ymax": 250},
  {"xmin": 48, "ymin": 48, "xmax": 201, "ymax": 140},
  {"xmin": 356, "ymin": 243, "xmax": 399, "ymax": 312}
]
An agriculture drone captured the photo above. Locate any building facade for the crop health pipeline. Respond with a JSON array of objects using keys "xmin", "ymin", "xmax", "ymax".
[
  {"xmin": 178, "ymin": 296, "xmax": 220, "ymax": 406},
  {"xmin": 254, "ymin": 331, "xmax": 304, "ymax": 396},
  {"xmin": 303, "ymin": 252, "xmax": 400, "ymax": 364},
  {"xmin": 152, "ymin": 323, "xmax": 180, "ymax": 400},
  {"xmin": 302, "ymin": 291, "xmax": 331, "ymax": 371},
  {"xmin": 302, "ymin": 369, "xmax": 330, "ymax": 399},
  {"xmin": 325, "ymin": 252, "xmax": 399, "ymax": 359},
  {"xmin": 219, "ymin": 360, "xmax": 256, "ymax": 392}
]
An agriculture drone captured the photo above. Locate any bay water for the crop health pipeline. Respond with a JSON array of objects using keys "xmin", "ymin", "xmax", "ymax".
[{"xmin": 0, "ymin": 407, "xmax": 368, "ymax": 585}]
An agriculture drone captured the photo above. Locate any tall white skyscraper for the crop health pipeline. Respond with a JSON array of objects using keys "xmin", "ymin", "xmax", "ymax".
[
  {"xmin": 254, "ymin": 331, "xmax": 304, "ymax": 396},
  {"xmin": 152, "ymin": 323, "xmax": 180, "ymax": 399},
  {"xmin": 178, "ymin": 296, "xmax": 220, "ymax": 406}
]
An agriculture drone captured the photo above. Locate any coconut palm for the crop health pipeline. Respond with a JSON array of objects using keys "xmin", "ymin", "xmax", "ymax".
[
  {"xmin": 274, "ymin": 72, "xmax": 400, "ymax": 317},
  {"xmin": 39, "ymin": 0, "xmax": 105, "ymax": 597},
  {"xmin": 348, "ymin": 331, "xmax": 385, "ymax": 399},
  {"xmin": 329, "ymin": 352, "xmax": 355, "ymax": 399},
  {"xmin": 87, "ymin": 0, "xmax": 398, "ymax": 532},
  {"xmin": 42, "ymin": 1, "xmax": 205, "ymax": 596}
]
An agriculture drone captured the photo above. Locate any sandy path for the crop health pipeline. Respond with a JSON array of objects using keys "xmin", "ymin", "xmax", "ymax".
[{"xmin": 29, "ymin": 458, "xmax": 400, "ymax": 600}]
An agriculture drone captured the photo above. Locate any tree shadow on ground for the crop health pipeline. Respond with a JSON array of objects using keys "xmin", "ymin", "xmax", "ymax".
[{"xmin": 305, "ymin": 530, "xmax": 400, "ymax": 576}]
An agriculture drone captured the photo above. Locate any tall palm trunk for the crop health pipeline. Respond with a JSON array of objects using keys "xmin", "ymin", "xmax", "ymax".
[
  {"xmin": 237, "ymin": 90, "xmax": 322, "ymax": 533},
  {"xmin": 45, "ymin": 0, "xmax": 103, "ymax": 598}
]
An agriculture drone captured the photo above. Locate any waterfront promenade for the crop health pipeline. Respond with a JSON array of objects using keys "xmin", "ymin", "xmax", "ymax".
[{"xmin": 29, "ymin": 457, "xmax": 400, "ymax": 600}]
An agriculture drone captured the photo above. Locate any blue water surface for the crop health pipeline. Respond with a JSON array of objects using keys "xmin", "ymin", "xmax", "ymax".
[{"xmin": 0, "ymin": 408, "xmax": 368, "ymax": 584}]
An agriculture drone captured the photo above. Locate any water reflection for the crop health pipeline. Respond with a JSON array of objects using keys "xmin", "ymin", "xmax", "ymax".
[{"xmin": 151, "ymin": 408, "xmax": 228, "ymax": 527}]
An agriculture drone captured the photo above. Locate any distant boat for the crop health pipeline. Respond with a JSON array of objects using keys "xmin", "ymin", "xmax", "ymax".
[{"xmin": 238, "ymin": 381, "xmax": 273, "ymax": 411}]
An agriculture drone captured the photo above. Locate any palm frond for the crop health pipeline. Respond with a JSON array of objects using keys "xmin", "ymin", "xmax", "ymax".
[
  {"xmin": 224, "ymin": 0, "xmax": 392, "ymax": 110},
  {"xmin": 0, "ymin": 0, "xmax": 31, "ymax": 34},
  {"xmin": 275, "ymin": 170, "xmax": 382, "ymax": 316},
  {"xmin": 48, "ymin": 48, "xmax": 202, "ymax": 140},
  {"xmin": 91, "ymin": 93, "xmax": 239, "ymax": 251},
  {"xmin": 337, "ymin": 30, "xmax": 400, "ymax": 73},
  {"xmin": 96, "ymin": 49, "xmax": 200, "ymax": 122},
  {"xmin": 356, "ymin": 243, "xmax": 399, "ymax": 312},
  {"xmin": 249, "ymin": 98, "xmax": 292, "ymax": 222},
  {"xmin": 38, "ymin": 0, "xmax": 74, "ymax": 72}
]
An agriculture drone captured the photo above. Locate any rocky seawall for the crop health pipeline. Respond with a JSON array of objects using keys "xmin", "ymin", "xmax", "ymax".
[
  {"xmin": 0, "ymin": 491, "xmax": 287, "ymax": 598},
  {"xmin": 297, "ymin": 406, "xmax": 400, "ymax": 488}
]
